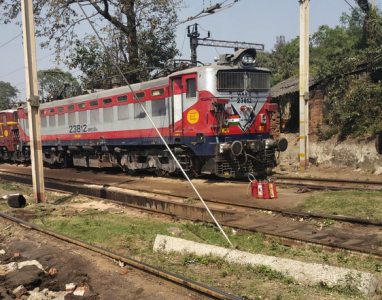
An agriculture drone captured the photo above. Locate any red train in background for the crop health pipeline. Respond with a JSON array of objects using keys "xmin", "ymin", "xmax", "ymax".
[{"xmin": 0, "ymin": 49, "xmax": 287, "ymax": 178}]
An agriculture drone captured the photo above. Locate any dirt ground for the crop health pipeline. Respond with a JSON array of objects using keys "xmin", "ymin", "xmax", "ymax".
[
  {"xmin": 0, "ymin": 164, "xmax": 313, "ymax": 211},
  {"xmin": 0, "ymin": 216, "xmax": 212, "ymax": 300}
]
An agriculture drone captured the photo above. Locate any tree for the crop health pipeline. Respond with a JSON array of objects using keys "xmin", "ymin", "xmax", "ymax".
[
  {"xmin": 0, "ymin": 81, "xmax": 19, "ymax": 109},
  {"xmin": 310, "ymin": 25, "xmax": 358, "ymax": 78},
  {"xmin": 0, "ymin": 0, "xmax": 181, "ymax": 83},
  {"xmin": 256, "ymin": 38, "xmax": 299, "ymax": 86},
  {"xmin": 66, "ymin": 37, "xmax": 113, "ymax": 90},
  {"xmin": 38, "ymin": 69, "xmax": 81, "ymax": 101}
]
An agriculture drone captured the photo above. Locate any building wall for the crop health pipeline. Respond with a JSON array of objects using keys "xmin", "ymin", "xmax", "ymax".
[
  {"xmin": 308, "ymin": 89, "xmax": 325, "ymax": 142},
  {"xmin": 274, "ymin": 86, "xmax": 325, "ymax": 142}
]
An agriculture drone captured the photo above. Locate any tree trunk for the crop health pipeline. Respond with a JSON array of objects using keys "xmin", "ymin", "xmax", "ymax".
[{"xmin": 125, "ymin": 0, "xmax": 139, "ymax": 82}]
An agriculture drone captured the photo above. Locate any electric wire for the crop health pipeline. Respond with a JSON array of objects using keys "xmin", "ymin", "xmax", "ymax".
[
  {"xmin": 179, "ymin": 28, "xmax": 187, "ymax": 58},
  {"xmin": 198, "ymin": 24, "xmax": 220, "ymax": 55},
  {"xmin": 344, "ymin": 0, "xmax": 355, "ymax": 10},
  {"xmin": 0, "ymin": 33, "xmax": 22, "ymax": 50},
  {"xmin": 76, "ymin": 0, "xmax": 233, "ymax": 247},
  {"xmin": 14, "ymin": 69, "xmax": 81, "ymax": 87},
  {"xmin": 179, "ymin": 0, "xmax": 241, "ymax": 24},
  {"xmin": 0, "ymin": 53, "xmax": 53, "ymax": 79}
]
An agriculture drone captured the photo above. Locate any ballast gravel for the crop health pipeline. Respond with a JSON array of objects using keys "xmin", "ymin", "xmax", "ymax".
[{"xmin": 153, "ymin": 234, "xmax": 379, "ymax": 297}]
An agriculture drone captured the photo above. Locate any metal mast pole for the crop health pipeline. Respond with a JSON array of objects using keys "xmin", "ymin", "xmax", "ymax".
[
  {"xmin": 299, "ymin": 0, "xmax": 310, "ymax": 171},
  {"xmin": 188, "ymin": 24, "xmax": 200, "ymax": 66},
  {"xmin": 21, "ymin": 0, "xmax": 45, "ymax": 203}
]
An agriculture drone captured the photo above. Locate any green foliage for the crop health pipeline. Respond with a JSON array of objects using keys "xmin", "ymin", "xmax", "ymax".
[
  {"xmin": 256, "ymin": 38, "xmax": 299, "ymax": 86},
  {"xmin": 0, "ymin": 81, "xmax": 19, "ymax": 109},
  {"xmin": 322, "ymin": 75, "xmax": 382, "ymax": 139},
  {"xmin": 337, "ymin": 253, "xmax": 348, "ymax": 264},
  {"xmin": 182, "ymin": 254, "xmax": 223, "ymax": 267},
  {"xmin": 38, "ymin": 69, "xmax": 81, "ymax": 101},
  {"xmin": 256, "ymin": 7, "xmax": 382, "ymax": 139},
  {"xmin": 67, "ymin": 37, "xmax": 114, "ymax": 88},
  {"xmin": 254, "ymin": 265, "xmax": 294, "ymax": 284},
  {"xmin": 2, "ymin": 183, "xmax": 19, "ymax": 191},
  {"xmin": 311, "ymin": 25, "xmax": 359, "ymax": 79}
]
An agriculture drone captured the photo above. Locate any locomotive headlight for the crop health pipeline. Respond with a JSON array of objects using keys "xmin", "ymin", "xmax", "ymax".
[{"xmin": 241, "ymin": 55, "xmax": 254, "ymax": 65}]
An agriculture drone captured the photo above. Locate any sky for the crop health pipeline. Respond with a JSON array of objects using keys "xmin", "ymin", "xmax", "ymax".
[{"xmin": 0, "ymin": 0, "xmax": 381, "ymax": 102}]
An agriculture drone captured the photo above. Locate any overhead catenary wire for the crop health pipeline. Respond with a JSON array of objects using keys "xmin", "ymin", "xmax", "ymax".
[
  {"xmin": 344, "ymin": 0, "xmax": 355, "ymax": 10},
  {"xmin": 14, "ymin": 69, "xmax": 82, "ymax": 87},
  {"xmin": 76, "ymin": 0, "xmax": 233, "ymax": 247},
  {"xmin": 197, "ymin": 24, "xmax": 220, "ymax": 56},
  {"xmin": 0, "ymin": 33, "xmax": 22, "ymax": 50},
  {"xmin": 0, "ymin": 53, "xmax": 53, "ymax": 79},
  {"xmin": 179, "ymin": 28, "xmax": 187, "ymax": 58},
  {"xmin": 179, "ymin": 0, "xmax": 241, "ymax": 24}
]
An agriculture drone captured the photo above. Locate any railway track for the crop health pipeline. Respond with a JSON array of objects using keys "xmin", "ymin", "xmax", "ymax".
[
  {"xmin": 0, "ymin": 211, "xmax": 240, "ymax": 300},
  {"xmin": 1, "ymin": 169, "xmax": 382, "ymax": 259},
  {"xmin": 274, "ymin": 175, "xmax": 382, "ymax": 191}
]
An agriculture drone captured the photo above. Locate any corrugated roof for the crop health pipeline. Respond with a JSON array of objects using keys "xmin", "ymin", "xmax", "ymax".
[{"xmin": 271, "ymin": 76, "xmax": 317, "ymax": 98}]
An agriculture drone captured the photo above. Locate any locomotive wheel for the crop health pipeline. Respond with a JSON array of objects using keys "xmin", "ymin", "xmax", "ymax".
[
  {"xmin": 185, "ymin": 169, "xmax": 197, "ymax": 179},
  {"xmin": 170, "ymin": 168, "xmax": 196, "ymax": 179},
  {"xmin": 125, "ymin": 168, "xmax": 135, "ymax": 175},
  {"xmin": 154, "ymin": 169, "xmax": 167, "ymax": 177}
]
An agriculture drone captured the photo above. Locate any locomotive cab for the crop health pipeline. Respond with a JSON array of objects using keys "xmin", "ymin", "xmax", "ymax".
[{"xmin": 180, "ymin": 48, "xmax": 289, "ymax": 178}]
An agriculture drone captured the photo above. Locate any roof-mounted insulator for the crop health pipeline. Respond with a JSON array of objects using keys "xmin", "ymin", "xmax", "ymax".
[{"xmin": 204, "ymin": 4, "xmax": 221, "ymax": 13}]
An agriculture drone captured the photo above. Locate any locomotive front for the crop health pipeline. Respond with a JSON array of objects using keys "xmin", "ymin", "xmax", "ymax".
[{"xmin": 199, "ymin": 49, "xmax": 288, "ymax": 178}]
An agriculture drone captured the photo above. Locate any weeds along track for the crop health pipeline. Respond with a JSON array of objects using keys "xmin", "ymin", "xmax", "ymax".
[
  {"xmin": 2, "ymin": 169, "xmax": 382, "ymax": 258},
  {"xmin": 0, "ymin": 211, "xmax": 240, "ymax": 300}
]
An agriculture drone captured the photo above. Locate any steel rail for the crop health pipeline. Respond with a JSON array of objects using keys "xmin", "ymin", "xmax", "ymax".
[
  {"xmin": 1, "ymin": 170, "xmax": 382, "ymax": 227},
  {"xmin": 274, "ymin": 176, "xmax": 382, "ymax": 186},
  {"xmin": 0, "ymin": 212, "xmax": 241, "ymax": 300},
  {"xmin": 2, "ymin": 171, "xmax": 382, "ymax": 257}
]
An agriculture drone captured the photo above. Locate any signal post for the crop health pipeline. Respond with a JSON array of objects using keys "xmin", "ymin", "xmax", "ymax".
[
  {"xmin": 21, "ymin": 0, "xmax": 45, "ymax": 203},
  {"xmin": 299, "ymin": 0, "xmax": 310, "ymax": 170}
]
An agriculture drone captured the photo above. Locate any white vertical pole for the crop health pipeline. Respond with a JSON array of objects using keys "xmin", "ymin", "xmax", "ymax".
[
  {"xmin": 299, "ymin": 0, "xmax": 309, "ymax": 171},
  {"xmin": 304, "ymin": 0, "xmax": 309, "ymax": 165},
  {"xmin": 372, "ymin": 0, "xmax": 375, "ymax": 9},
  {"xmin": 21, "ymin": 0, "xmax": 45, "ymax": 203}
]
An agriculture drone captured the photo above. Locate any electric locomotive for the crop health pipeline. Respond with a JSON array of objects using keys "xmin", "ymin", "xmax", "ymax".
[{"xmin": 4, "ymin": 48, "xmax": 287, "ymax": 178}]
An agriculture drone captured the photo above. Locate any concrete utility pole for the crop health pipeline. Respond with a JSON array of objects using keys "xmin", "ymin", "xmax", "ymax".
[
  {"xmin": 21, "ymin": 0, "xmax": 45, "ymax": 203},
  {"xmin": 372, "ymin": 0, "xmax": 375, "ymax": 9},
  {"xmin": 299, "ymin": 0, "xmax": 310, "ymax": 171}
]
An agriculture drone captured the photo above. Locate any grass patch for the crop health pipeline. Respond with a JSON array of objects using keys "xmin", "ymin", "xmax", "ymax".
[
  {"xmin": 183, "ymin": 197, "xmax": 196, "ymax": 204},
  {"xmin": 0, "ymin": 201, "xmax": 8, "ymax": 211},
  {"xmin": 297, "ymin": 190, "xmax": 382, "ymax": 220},
  {"xmin": 29, "ymin": 211, "xmax": 381, "ymax": 299},
  {"xmin": 2, "ymin": 183, "xmax": 19, "ymax": 191}
]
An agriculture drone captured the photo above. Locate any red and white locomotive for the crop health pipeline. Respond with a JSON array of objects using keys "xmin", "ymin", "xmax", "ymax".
[{"xmin": 1, "ymin": 49, "xmax": 287, "ymax": 178}]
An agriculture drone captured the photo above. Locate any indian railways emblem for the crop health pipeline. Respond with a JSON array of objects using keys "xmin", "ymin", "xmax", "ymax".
[{"xmin": 187, "ymin": 109, "xmax": 199, "ymax": 124}]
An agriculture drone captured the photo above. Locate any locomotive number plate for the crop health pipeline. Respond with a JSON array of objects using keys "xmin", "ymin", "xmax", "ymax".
[
  {"xmin": 236, "ymin": 91, "xmax": 252, "ymax": 104},
  {"xmin": 69, "ymin": 124, "xmax": 87, "ymax": 133}
]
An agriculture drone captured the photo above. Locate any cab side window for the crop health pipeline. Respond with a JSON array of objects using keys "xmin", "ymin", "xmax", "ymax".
[{"xmin": 186, "ymin": 78, "xmax": 196, "ymax": 98}]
